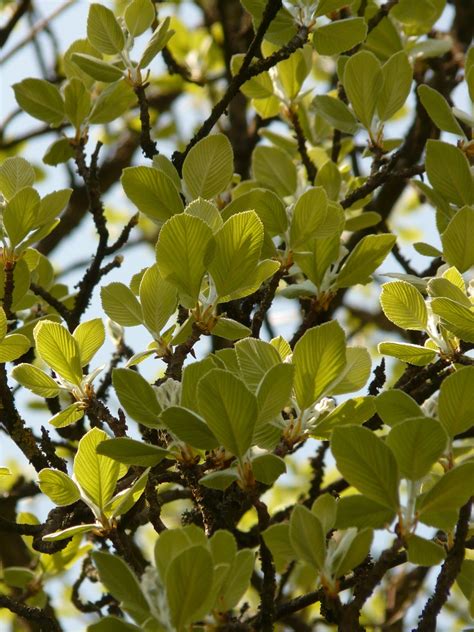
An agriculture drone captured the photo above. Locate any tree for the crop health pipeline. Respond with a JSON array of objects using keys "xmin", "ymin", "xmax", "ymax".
[{"xmin": 0, "ymin": 0, "xmax": 473, "ymax": 629}]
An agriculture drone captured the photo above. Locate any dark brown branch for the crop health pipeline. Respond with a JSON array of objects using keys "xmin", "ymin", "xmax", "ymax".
[
  {"xmin": 0, "ymin": 594, "xmax": 61, "ymax": 632},
  {"xmin": 253, "ymin": 498, "xmax": 276, "ymax": 631},
  {"xmin": 287, "ymin": 106, "xmax": 317, "ymax": 183},
  {"xmin": 251, "ymin": 266, "xmax": 285, "ymax": 338},
  {"xmin": 30, "ymin": 282, "xmax": 71, "ymax": 321},
  {"xmin": 0, "ymin": 0, "xmax": 31, "ymax": 48},
  {"xmin": 415, "ymin": 499, "xmax": 472, "ymax": 632},
  {"xmin": 134, "ymin": 83, "xmax": 159, "ymax": 159}
]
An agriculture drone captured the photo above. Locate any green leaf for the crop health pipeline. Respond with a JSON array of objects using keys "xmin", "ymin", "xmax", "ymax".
[
  {"xmin": 212, "ymin": 317, "xmax": 251, "ymax": 340},
  {"xmin": 314, "ymin": 0, "xmax": 353, "ymax": 17},
  {"xmin": 38, "ymin": 189, "xmax": 72, "ymax": 225},
  {"xmin": 34, "ymin": 321, "xmax": 83, "ymax": 386},
  {"xmin": 112, "ymin": 368, "xmax": 162, "ymax": 427},
  {"xmin": 124, "ymin": 0, "xmax": 155, "ymax": 36},
  {"xmin": 153, "ymin": 154, "xmax": 181, "ymax": 191},
  {"xmin": 313, "ymin": 18, "xmax": 367, "ymax": 56},
  {"xmin": 139, "ymin": 264, "xmax": 177, "ymax": 336},
  {"xmin": 43, "ymin": 523, "xmax": 98, "ymax": 542},
  {"xmin": 336, "ymin": 234, "xmax": 395, "ymax": 288},
  {"xmin": 256, "ymin": 363, "xmax": 294, "ymax": 426},
  {"xmin": 217, "ymin": 549, "xmax": 254, "ymax": 611},
  {"xmin": 63, "ymin": 78, "xmax": 91, "ymax": 129},
  {"xmin": 74, "ymin": 428, "xmax": 120, "ymax": 512},
  {"xmin": 386, "ymin": 417, "xmax": 448, "ymax": 480},
  {"xmin": 331, "ymin": 347, "xmax": 371, "ymax": 395},
  {"xmin": 252, "ymin": 145, "xmax": 297, "ymax": 197},
  {"xmin": 43, "ymin": 138, "xmax": 75, "ymax": 166},
  {"xmin": 89, "ymin": 80, "xmax": 137, "ymax": 124},
  {"xmin": 49, "ymin": 403, "xmax": 85, "ymax": 429},
  {"xmin": 121, "ymin": 166, "xmax": 184, "ymax": 223},
  {"xmin": 378, "ymin": 342, "xmax": 437, "ymax": 366},
  {"xmin": 251, "ymin": 454, "xmax": 286, "ymax": 485},
  {"xmin": 0, "ymin": 157, "xmax": 35, "ymax": 201},
  {"xmin": 183, "ymin": 134, "xmax": 234, "ymax": 200},
  {"xmin": 293, "ymin": 321, "xmax": 347, "ymax": 408},
  {"xmin": 289, "ymin": 505, "xmax": 326, "ymax": 570},
  {"xmin": 313, "ymin": 94, "xmax": 358, "ymax": 134},
  {"xmin": 73, "ymin": 319, "xmax": 105, "ymax": 366},
  {"xmin": 414, "ymin": 241, "xmax": 443, "ymax": 257},
  {"xmin": 185, "ymin": 198, "xmax": 223, "ymax": 233},
  {"xmin": 418, "ymin": 84, "xmax": 465, "ymax": 136},
  {"xmin": 235, "ymin": 338, "xmax": 281, "ymax": 391},
  {"xmin": 3, "ymin": 187, "xmax": 40, "ymax": 248},
  {"xmin": 92, "ymin": 551, "xmax": 149, "ymax": 613},
  {"xmin": 101, "ymin": 283, "xmax": 143, "ymax": 327},
  {"xmin": 311, "ymin": 493, "xmax": 337, "ymax": 534},
  {"xmin": 106, "ymin": 468, "xmax": 149, "ymax": 518},
  {"xmin": 223, "ymin": 188, "xmax": 287, "ymax": 236},
  {"xmin": 0, "ymin": 309, "xmax": 6, "ymax": 343},
  {"xmin": 13, "ymin": 79, "xmax": 64, "ymax": 126},
  {"xmin": 200, "ymin": 469, "xmax": 239, "ymax": 490},
  {"xmin": 0, "ymin": 333, "xmax": 30, "ymax": 363},
  {"xmin": 441, "ymin": 206, "xmax": 474, "ymax": 273},
  {"xmin": 262, "ymin": 523, "xmax": 294, "ymax": 572},
  {"xmin": 377, "ymin": 51, "xmax": 412, "ymax": 121},
  {"xmin": 208, "ymin": 211, "xmax": 264, "ymax": 298},
  {"xmin": 438, "ymin": 367, "xmax": 474, "ymax": 437},
  {"xmin": 406, "ymin": 534, "xmax": 446, "ymax": 566},
  {"xmin": 425, "ymin": 140, "xmax": 474, "ymax": 206},
  {"xmin": 428, "ymin": 277, "xmax": 470, "ymax": 307},
  {"xmin": 167, "ymin": 546, "xmax": 214, "ymax": 629},
  {"xmin": 376, "ymin": 389, "xmax": 423, "ymax": 426},
  {"xmin": 418, "ymin": 462, "xmax": 474, "ymax": 518},
  {"xmin": 156, "ymin": 213, "xmax": 214, "ymax": 300},
  {"xmin": 70, "ymin": 54, "xmax": 124, "ymax": 83},
  {"xmin": 276, "ymin": 47, "xmax": 312, "ymax": 100},
  {"xmin": 96, "ymin": 438, "xmax": 168, "ymax": 466},
  {"xmin": 87, "ymin": 3, "xmax": 125, "ymax": 54},
  {"xmin": 335, "ymin": 495, "xmax": 396, "ymax": 530},
  {"xmin": 431, "ymin": 297, "xmax": 474, "ymax": 343},
  {"xmin": 290, "ymin": 187, "xmax": 338, "ymax": 249},
  {"xmin": 343, "ymin": 50, "xmax": 382, "ymax": 129},
  {"xmin": 332, "ymin": 425, "xmax": 400, "ymax": 510},
  {"xmin": 154, "ymin": 525, "xmax": 207, "ymax": 578},
  {"xmin": 331, "ymin": 527, "xmax": 373, "ymax": 578},
  {"xmin": 161, "ymin": 406, "xmax": 218, "ymax": 450},
  {"xmin": 197, "ymin": 369, "xmax": 257, "ymax": 458},
  {"xmin": 312, "ymin": 396, "xmax": 375, "ymax": 438},
  {"xmin": 12, "ymin": 364, "xmax": 60, "ymax": 398},
  {"xmin": 88, "ymin": 617, "xmax": 140, "ymax": 632},
  {"xmin": 380, "ymin": 281, "xmax": 427, "ymax": 330},
  {"xmin": 38, "ymin": 469, "xmax": 81, "ymax": 506},
  {"xmin": 138, "ymin": 17, "xmax": 173, "ymax": 68}
]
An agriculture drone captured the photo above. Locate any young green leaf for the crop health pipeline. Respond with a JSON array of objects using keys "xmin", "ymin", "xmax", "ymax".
[
  {"xmin": 12, "ymin": 363, "xmax": 60, "ymax": 397},
  {"xmin": 3, "ymin": 187, "xmax": 40, "ymax": 248},
  {"xmin": 100, "ymin": 283, "xmax": 143, "ymax": 327},
  {"xmin": 161, "ymin": 406, "xmax": 219, "ymax": 450},
  {"xmin": 49, "ymin": 403, "xmax": 85, "ymax": 429},
  {"xmin": 13, "ymin": 79, "xmax": 64, "ymax": 126},
  {"xmin": 406, "ymin": 534, "xmax": 446, "ymax": 566},
  {"xmin": 431, "ymin": 297, "xmax": 474, "ymax": 342},
  {"xmin": 313, "ymin": 94, "xmax": 359, "ymax": 134},
  {"xmin": 386, "ymin": 417, "xmax": 448, "ymax": 480},
  {"xmin": 0, "ymin": 334, "xmax": 31, "ymax": 363},
  {"xmin": 138, "ymin": 17, "xmax": 174, "ymax": 68},
  {"xmin": 70, "ymin": 54, "xmax": 124, "ymax": 83},
  {"xmin": 73, "ymin": 428, "xmax": 120, "ymax": 511},
  {"xmin": 289, "ymin": 505, "xmax": 326, "ymax": 570},
  {"xmin": 293, "ymin": 321, "xmax": 347, "ymax": 408},
  {"xmin": 378, "ymin": 342, "xmax": 437, "ymax": 366},
  {"xmin": 223, "ymin": 188, "xmax": 287, "ymax": 236},
  {"xmin": 92, "ymin": 551, "xmax": 149, "ymax": 613},
  {"xmin": 335, "ymin": 495, "xmax": 396, "ymax": 530},
  {"xmin": 121, "ymin": 166, "xmax": 184, "ymax": 223},
  {"xmin": 377, "ymin": 51, "xmax": 412, "ymax": 121},
  {"xmin": 208, "ymin": 211, "xmax": 264, "ymax": 298},
  {"xmin": 124, "ymin": 0, "xmax": 155, "ymax": 37},
  {"xmin": 34, "ymin": 321, "xmax": 83, "ymax": 386},
  {"xmin": 332, "ymin": 425, "xmax": 400, "ymax": 510},
  {"xmin": 376, "ymin": 389, "xmax": 423, "ymax": 426},
  {"xmin": 418, "ymin": 84, "xmax": 465, "ymax": 136},
  {"xmin": 156, "ymin": 213, "xmax": 214, "ymax": 300},
  {"xmin": 251, "ymin": 454, "xmax": 286, "ymax": 485},
  {"xmin": 182, "ymin": 134, "xmax": 234, "ymax": 200},
  {"xmin": 0, "ymin": 157, "xmax": 35, "ymax": 201},
  {"xmin": 112, "ymin": 368, "xmax": 162, "ymax": 427},
  {"xmin": 252, "ymin": 145, "xmax": 297, "ymax": 197},
  {"xmin": 417, "ymin": 462, "xmax": 474, "ymax": 519},
  {"xmin": 73, "ymin": 319, "xmax": 105, "ymax": 366},
  {"xmin": 185, "ymin": 198, "xmax": 224, "ymax": 233},
  {"xmin": 441, "ymin": 206, "xmax": 474, "ymax": 273},
  {"xmin": 425, "ymin": 140, "xmax": 474, "ymax": 207},
  {"xmin": 438, "ymin": 367, "xmax": 474, "ymax": 437},
  {"xmin": 335, "ymin": 234, "xmax": 396, "ymax": 288},
  {"xmin": 89, "ymin": 80, "xmax": 137, "ymax": 124},
  {"xmin": 331, "ymin": 347, "xmax": 371, "ymax": 395},
  {"xmin": 139, "ymin": 264, "xmax": 177, "ymax": 336},
  {"xmin": 96, "ymin": 438, "xmax": 169, "ymax": 467},
  {"xmin": 87, "ymin": 3, "xmax": 125, "ymax": 55},
  {"xmin": 197, "ymin": 369, "xmax": 257, "ymax": 458},
  {"xmin": 38, "ymin": 469, "xmax": 81, "ymax": 506},
  {"xmin": 313, "ymin": 18, "xmax": 367, "ymax": 56},
  {"xmin": 63, "ymin": 78, "xmax": 91, "ymax": 129},
  {"xmin": 380, "ymin": 281, "xmax": 428, "ymax": 330},
  {"xmin": 331, "ymin": 527, "xmax": 373, "ymax": 578},
  {"xmin": 343, "ymin": 51, "xmax": 382, "ymax": 129}
]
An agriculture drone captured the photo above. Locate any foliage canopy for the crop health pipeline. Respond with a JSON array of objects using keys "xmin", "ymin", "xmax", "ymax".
[{"xmin": 0, "ymin": 0, "xmax": 473, "ymax": 630}]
